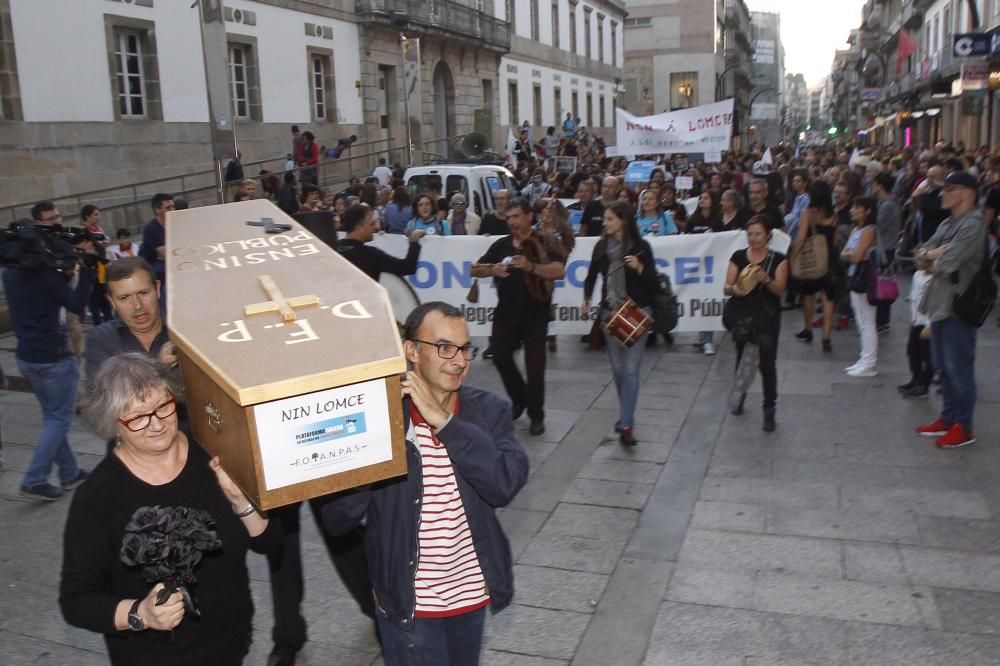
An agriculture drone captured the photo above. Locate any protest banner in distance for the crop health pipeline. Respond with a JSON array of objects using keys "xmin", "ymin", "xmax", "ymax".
[
  {"xmin": 615, "ymin": 99, "xmax": 735, "ymax": 156},
  {"xmin": 371, "ymin": 230, "xmax": 790, "ymax": 335}
]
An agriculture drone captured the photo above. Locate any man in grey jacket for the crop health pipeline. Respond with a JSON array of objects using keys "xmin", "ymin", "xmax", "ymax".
[
  {"xmin": 914, "ymin": 171, "xmax": 987, "ymax": 449},
  {"xmin": 873, "ymin": 172, "xmax": 901, "ymax": 330}
]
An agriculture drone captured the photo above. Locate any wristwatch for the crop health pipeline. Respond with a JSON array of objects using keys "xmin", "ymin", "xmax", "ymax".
[{"xmin": 127, "ymin": 599, "xmax": 145, "ymax": 631}]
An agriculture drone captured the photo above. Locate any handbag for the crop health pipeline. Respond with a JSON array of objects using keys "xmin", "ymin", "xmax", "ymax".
[
  {"xmin": 790, "ymin": 217, "xmax": 829, "ymax": 280},
  {"xmin": 466, "ymin": 279, "xmax": 479, "ymax": 303},
  {"xmin": 866, "ymin": 232, "xmax": 899, "ymax": 306},
  {"xmin": 849, "ymin": 259, "xmax": 871, "ymax": 293},
  {"xmin": 953, "ymin": 240, "xmax": 998, "ymax": 327}
]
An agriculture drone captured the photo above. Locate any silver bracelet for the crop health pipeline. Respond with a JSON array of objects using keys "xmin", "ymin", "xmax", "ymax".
[{"xmin": 236, "ymin": 503, "xmax": 256, "ymax": 518}]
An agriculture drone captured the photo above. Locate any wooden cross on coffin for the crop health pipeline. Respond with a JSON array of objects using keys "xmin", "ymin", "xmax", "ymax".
[{"xmin": 244, "ymin": 274, "xmax": 320, "ymax": 323}]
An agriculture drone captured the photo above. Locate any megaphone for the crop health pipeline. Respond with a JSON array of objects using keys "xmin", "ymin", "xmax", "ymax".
[{"xmin": 454, "ymin": 132, "xmax": 490, "ymax": 160}]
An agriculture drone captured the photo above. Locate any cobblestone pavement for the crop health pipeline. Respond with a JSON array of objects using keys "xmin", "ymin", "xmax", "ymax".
[{"xmin": 3, "ymin": 294, "xmax": 1000, "ymax": 665}]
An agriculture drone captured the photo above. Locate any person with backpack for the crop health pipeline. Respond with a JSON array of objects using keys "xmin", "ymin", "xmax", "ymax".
[{"xmin": 913, "ymin": 171, "xmax": 989, "ymax": 449}]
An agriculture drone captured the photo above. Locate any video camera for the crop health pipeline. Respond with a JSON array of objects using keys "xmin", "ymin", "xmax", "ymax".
[{"xmin": 0, "ymin": 220, "xmax": 107, "ymax": 271}]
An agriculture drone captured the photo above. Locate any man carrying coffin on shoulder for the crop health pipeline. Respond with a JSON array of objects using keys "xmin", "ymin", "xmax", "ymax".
[{"xmin": 322, "ymin": 302, "xmax": 529, "ymax": 665}]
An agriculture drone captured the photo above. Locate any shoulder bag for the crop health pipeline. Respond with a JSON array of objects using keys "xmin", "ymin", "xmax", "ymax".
[{"xmin": 790, "ymin": 213, "xmax": 829, "ymax": 280}]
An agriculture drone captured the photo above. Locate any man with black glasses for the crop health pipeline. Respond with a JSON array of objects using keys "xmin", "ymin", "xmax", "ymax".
[{"xmin": 323, "ymin": 301, "xmax": 528, "ymax": 666}]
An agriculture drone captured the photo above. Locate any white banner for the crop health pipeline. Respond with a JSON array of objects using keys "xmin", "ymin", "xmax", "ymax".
[
  {"xmin": 615, "ymin": 99, "xmax": 735, "ymax": 156},
  {"xmin": 372, "ymin": 230, "xmax": 790, "ymax": 335}
]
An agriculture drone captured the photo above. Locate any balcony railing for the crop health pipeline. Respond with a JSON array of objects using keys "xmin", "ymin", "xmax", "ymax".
[{"xmin": 355, "ymin": 0, "xmax": 511, "ymax": 51}]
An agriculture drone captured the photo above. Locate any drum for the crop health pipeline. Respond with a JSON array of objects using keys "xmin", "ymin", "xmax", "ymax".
[{"xmin": 602, "ymin": 298, "xmax": 652, "ymax": 348}]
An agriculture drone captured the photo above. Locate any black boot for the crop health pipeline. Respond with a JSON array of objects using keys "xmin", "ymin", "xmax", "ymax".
[
  {"xmin": 794, "ymin": 329, "xmax": 813, "ymax": 343},
  {"xmin": 763, "ymin": 407, "xmax": 776, "ymax": 432}
]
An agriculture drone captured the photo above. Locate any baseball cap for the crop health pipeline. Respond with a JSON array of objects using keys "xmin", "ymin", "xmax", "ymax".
[{"xmin": 944, "ymin": 170, "xmax": 978, "ymax": 190}]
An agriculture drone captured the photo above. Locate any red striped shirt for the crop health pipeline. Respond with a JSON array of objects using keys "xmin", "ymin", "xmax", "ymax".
[{"xmin": 411, "ymin": 405, "xmax": 490, "ymax": 618}]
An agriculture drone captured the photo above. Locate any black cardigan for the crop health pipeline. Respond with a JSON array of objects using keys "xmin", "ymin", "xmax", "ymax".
[{"xmin": 583, "ymin": 238, "xmax": 661, "ymax": 308}]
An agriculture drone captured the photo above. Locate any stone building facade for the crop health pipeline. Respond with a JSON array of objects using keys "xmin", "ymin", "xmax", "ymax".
[{"xmin": 0, "ymin": 0, "xmax": 514, "ymax": 221}]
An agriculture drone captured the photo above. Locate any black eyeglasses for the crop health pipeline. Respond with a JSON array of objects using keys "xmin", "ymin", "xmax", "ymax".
[
  {"xmin": 118, "ymin": 394, "xmax": 178, "ymax": 432},
  {"xmin": 409, "ymin": 339, "xmax": 479, "ymax": 360}
]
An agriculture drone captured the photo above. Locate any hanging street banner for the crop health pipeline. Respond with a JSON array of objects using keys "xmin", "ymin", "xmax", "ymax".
[
  {"xmin": 371, "ymin": 230, "xmax": 790, "ymax": 335},
  {"xmin": 615, "ymin": 99, "xmax": 735, "ymax": 155}
]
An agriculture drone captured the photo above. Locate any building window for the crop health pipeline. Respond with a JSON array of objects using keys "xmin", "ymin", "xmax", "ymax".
[
  {"xmin": 670, "ymin": 72, "xmax": 697, "ymax": 110},
  {"xmin": 312, "ymin": 56, "xmax": 327, "ymax": 119},
  {"xmin": 597, "ymin": 16, "xmax": 604, "ymax": 62},
  {"xmin": 530, "ymin": 0, "xmax": 539, "ymax": 40},
  {"xmin": 552, "ymin": 2, "xmax": 560, "ymax": 48},
  {"xmin": 586, "ymin": 92, "xmax": 593, "ymax": 127},
  {"xmin": 505, "ymin": 0, "xmax": 516, "ymax": 33},
  {"xmin": 508, "ymin": 80, "xmax": 519, "ymax": 126},
  {"xmin": 569, "ymin": 3, "xmax": 577, "ymax": 53},
  {"xmin": 114, "ymin": 30, "xmax": 146, "ymax": 117},
  {"xmin": 611, "ymin": 21, "xmax": 617, "ymax": 66},
  {"xmin": 229, "ymin": 44, "xmax": 249, "ymax": 118},
  {"xmin": 584, "ymin": 8, "xmax": 592, "ymax": 58},
  {"xmin": 943, "ymin": 6, "xmax": 951, "ymax": 42},
  {"xmin": 483, "ymin": 78, "xmax": 493, "ymax": 109},
  {"xmin": 308, "ymin": 49, "xmax": 335, "ymax": 122},
  {"xmin": 599, "ymin": 94, "xmax": 605, "ymax": 127},
  {"xmin": 104, "ymin": 17, "xmax": 161, "ymax": 121},
  {"xmin": 572, "ymin": 90, "xmax": 579, "ymax": 119},
  {"xmin": 227, "ymin": 39, "xmax": 260, "ymax": 120},
  {"xmin": 934, "ymin": 14, "xmax": 940, "ymax": 52},
  {"xmin": 554, "ymin": 87, "xmax": 562, "ymax": 124},
  {"xmin": 624, "ymin": 17, "xmax": 651, "ymax": 28},
  {"xmin": 533, "ymin": 84, "xmax": 543, "ymax": 126}
]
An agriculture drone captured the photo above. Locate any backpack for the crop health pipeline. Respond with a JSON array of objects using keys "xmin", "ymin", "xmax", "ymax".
[
  {"xmin": 651, "ymin": 272, "xmax": 679, "ymax": 334},
  {"xmin": 953, "ymin": 240, "xmax": 997, "ymax": 327}
]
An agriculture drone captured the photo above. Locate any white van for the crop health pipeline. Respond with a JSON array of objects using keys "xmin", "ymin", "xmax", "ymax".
[{"xmin": 403, "ymin": 164, "xmax": 517, "ymax": 217}]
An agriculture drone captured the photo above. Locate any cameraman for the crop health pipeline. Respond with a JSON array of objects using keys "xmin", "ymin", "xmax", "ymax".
[{"xmin": 2, "ymin": 202, "xmax": 97, "ymax": 502}]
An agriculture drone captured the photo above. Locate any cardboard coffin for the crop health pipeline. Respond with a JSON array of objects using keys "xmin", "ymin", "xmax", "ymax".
[{"xmin": 166, "ymin": 200, "xmax": 407, "ymax": 509}]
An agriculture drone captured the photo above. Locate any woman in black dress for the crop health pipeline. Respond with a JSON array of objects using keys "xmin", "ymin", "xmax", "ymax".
[
  {"xmin": 791, "ymin": 180, "xmax": 839, "ymax": 351},
  {"xmin": 723, "ymin": 216, "xmax": 789, "ymax": 431},
  {"xmin": 61, "ymin": 354, "xmax": 280, "ymax": 665}
]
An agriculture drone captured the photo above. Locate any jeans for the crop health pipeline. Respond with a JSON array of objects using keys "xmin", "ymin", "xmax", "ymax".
[
  {"xmin": 268, "ymin": 500, "xmax": 374, "ymax": 649},
  {"xmin": 492, "ymin": 318, "xmax": 548, "ymax": 422},
  {"xmin": 930, "ymin": 317, "xmax": 977, "ymax": 431},
  {"xmin": 17, "ymin": 357, "xmax": 80, "ymax": 487},
  {"xmin": 849, "ymin": 292, "xmax": 878, "ymax": 369},
  {"xmin": 700, "ymin": 331, "xmax": 714, "ymax": 346},
  {"xmin": 602, "ymin": 307, "xmax": 650, "ymax": 429},
  {"xmin": 377, "ymin": 606, "xmax": 486, "ymax": 666}
]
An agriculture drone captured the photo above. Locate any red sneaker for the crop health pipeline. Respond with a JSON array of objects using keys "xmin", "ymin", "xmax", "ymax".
[
  {"xmin": 812, "ymin": 315, "xmax": 824, "ymax": 328},
  {"xmin": 916, "ymin": 417, "xmax": 950, "ymax": 437},
  {"xmin": 935, "ymin": 424, "xmax": 975, "ymax": 448},
  {"xmin": 834, "ymin": 316, "xmax": 850, "ymax": 331}
]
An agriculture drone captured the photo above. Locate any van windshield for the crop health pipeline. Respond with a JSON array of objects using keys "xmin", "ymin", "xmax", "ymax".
[{"xmin": 409, "ymin": 175, "xmax": 468, "ymax": 200}]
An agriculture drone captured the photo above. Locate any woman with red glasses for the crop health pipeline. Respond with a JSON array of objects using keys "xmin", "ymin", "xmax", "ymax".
[{"xmin": 60, "ymin": 353, "xmax": 280, "ymax": 665}]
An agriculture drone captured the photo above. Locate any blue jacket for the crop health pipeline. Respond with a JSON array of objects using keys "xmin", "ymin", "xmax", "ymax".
[{"xmin": 321, "ymin": 386, "xmax": 529, "ymax": 630}]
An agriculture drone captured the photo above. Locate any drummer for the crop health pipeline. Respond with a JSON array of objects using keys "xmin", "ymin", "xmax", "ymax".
[{"xmin": 582, "ymin": 202, "xmax": 661, "ymax": 447}]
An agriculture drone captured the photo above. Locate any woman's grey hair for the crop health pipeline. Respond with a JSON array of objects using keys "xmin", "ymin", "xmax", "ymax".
[
  {"xmin": 722, "ymin": 188, "xmax": 743, "ymax": 209},
  {"xmin": 85, "ymin": 353, "xmax": 184, "ymax": 439}
]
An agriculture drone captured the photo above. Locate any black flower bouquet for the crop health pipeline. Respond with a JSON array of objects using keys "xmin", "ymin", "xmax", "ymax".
[{"xmin": 120, "ymin": 505, "xmax": 223, "ymax": 618}]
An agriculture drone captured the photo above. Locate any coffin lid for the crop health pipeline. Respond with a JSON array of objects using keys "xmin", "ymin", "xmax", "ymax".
[{"xmin": 166, "ymin": 200, "xmax": 405, "ymax": 406}]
